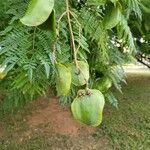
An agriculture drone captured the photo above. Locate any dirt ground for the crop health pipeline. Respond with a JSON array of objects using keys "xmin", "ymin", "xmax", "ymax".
[
  {"xmin": 27, "ymin": 97, "xmax": 96, "ymax": 136},
  {"xmin": 0, "ymin": 67, "xmax": 150, "ymax": 150},
  {"xmin": 0, "ymin": 93, "xmax": 109, "ymax": 150}
]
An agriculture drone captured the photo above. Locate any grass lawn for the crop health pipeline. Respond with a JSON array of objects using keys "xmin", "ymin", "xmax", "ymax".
[
  {"xmin": 97, "ymin": 71, "xmax": 150, "ymax": 150},
  {"xmin": 0, "ymin": 70, "xmax": 150, "ymax": 150}
]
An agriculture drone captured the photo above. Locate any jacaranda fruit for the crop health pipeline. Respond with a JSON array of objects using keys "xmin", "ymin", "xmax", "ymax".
[
  {"xmin": 69, "ymin": 61, "xmax": 89, "ymax": 86},
  {"xmin": 39, "ymin": 9, "xmax": 56, "ymax": 32},
  {"xmin": 20, "ymin": 0, "xmax": 54, "ymax": 26},
  {"xmin": 94, "ymin": 77, "xmax": 112, "ymax": 93},
  {"xmin": 71, "ymin": 89, "xmax": 105, "ymax": 127},
  {"xmin": 56, "ymin": 63, "xmax": 71, "ymax": 96},
  {"xmin": 103, "ymin": 3, "xmax": 121, "ymax": 29}
]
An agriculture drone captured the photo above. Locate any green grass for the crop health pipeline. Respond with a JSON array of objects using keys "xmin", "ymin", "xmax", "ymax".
[
  {"xmin": 0, "ymin": 71, "xmax": 150, "ymax": 150},
  {"xmin": 96, "ymin": 72, "xmax": 150, "ymax": 150}
]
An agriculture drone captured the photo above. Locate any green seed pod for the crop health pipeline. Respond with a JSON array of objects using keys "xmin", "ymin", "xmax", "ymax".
[
  {"xmin": 103, "ymin": 3, "xmax": 121, "ymax": 29},
  {"xmin": 39, "ymin": 9, "xmax": 56, "ymax": 32},
  {"xmin": 20, "ymin": 0, "xmax": 54, "ymax": 26},
  {"xmin": 71, "ymin": 89, "xmax": 105, "ymax": 127},
  {"xmin": 69, "ymin": 61, "xmax": 89, "ymax": 86},
  {"xmin": 56, "ymin": 63, "xmax": 71, "ymax": 96},
  {"xmin": 94, "ymin": 77, "xmax": 112, "ymax": 93}
]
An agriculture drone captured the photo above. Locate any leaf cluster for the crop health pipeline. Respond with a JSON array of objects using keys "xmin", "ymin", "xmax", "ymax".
[{"xmin": 0, "ymin": 0, "xmax": 147, "ymax": 111}]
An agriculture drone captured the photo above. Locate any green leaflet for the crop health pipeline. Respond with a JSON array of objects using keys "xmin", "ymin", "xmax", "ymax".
[
  {"xmin": 68, "ymin": 61, "xmax": 89, "ymax": 86},
  {"xmin": 56, "ymin": 63, "xmax": 71, "ymax": 96},
  {"xmin": 103, "ymin": 3, "xmax": 121, "ymax": 29},
  {"xmin": 71, "ymin": 89, "xmax": 105, "ymax": 127},
  {"xmin": 20, "ymin": 0, "xmax": 54, "ymax": 26},
  {"xmin": 144, "ymin": 15, "xmax": 150, "ymax": 31},
  {"xmin": 0, "ymin": 72, "xmax": 7, "ymax": 80},
  {"xmin": 140, "ymin": 0, "xmax": 150, "ymax": 13},
  {"xmin": 0, "ymin": 65, "xmax": 7, "ymax": 80},
  {"xmin": 144, "ymin": 22, "xmax": 150, "ymax": 31}
]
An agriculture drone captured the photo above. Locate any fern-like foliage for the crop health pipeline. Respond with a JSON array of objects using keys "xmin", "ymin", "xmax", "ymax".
[
  {"xmin": 0, "ymin": 22, "xmax": 56, "ymax": 111},
  {"xmin": 117, "ymin": 15, "xmax": 136, "ymax": 53},
  {"xmin": 0, "ymin": 0, "xmax": 145, "ymax": 111},
  {"xmin": 121, "ymin": 0, "xmax": 142, "ymax": 20}
]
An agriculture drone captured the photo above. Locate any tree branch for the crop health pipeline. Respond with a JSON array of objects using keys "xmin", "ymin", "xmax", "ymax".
[{"xmin": 136, "ymin": 54, "xmax": 150, "ymax": 69}]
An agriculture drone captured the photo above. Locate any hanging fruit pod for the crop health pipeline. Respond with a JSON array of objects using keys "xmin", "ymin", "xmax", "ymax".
[
  {"xmin": 68, "ymin": 61, "xmax": 89, "ymax": 86},
  {"xmin": 20, "ymin": 0, "xmax": 54, "ymax": 26},
  {"xmin": 39, "ymin": 9, "xmax": 56, "ymax": 32},
  {"xmin": 103, "ymin": 3, "xmax": 122, "ymax": 29},
  {"xmin": 71, "ymin": 89, "xmax": 105, "ymax": 127},
  {"xmin": 93, "ymin": 76, "xmax": 112, "ymax": 93},
  {"xmin": 56, "ymin": 63, "xmax": 71, "ymax": 96}
]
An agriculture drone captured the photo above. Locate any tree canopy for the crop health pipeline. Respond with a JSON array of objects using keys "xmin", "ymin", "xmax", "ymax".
[{"xmin": 0, "ymin": 0, "xmax": 150, "ymax": 120}]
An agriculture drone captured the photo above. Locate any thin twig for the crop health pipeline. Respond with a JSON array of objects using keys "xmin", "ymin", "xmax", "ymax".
[
  {"xmin": 52, "ymin": 11, "xmax": 67, "ymax": 64},
  {"xmin": 65, "ymin": 0, "xmax": 78, "ymax": 67},
  {"xmin": 57, "ymin": 11, "xmax": 67, "ymax": 36},
  {"xmin": 32, "ymin": 27, "xmax": 36, "ymax": 51},
  {"xmin": 69, "ymin": 10, "xmax": 82, "ymax": 54},
  {"xmin": 65, "ymin": 0, "xmax": 89, "ymax": 88}
]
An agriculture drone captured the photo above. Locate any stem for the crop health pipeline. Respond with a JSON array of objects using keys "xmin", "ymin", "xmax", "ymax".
[
  {"xmin": 65, "ymin": 0, "xmax": 78, "ymax": 67},
  {"xmin": 57, "ymin": 11, "xmax": 67, "ymax": 36},
  {"xmin": 52, "ymin": 41, "xmax": 57, "ymax": 64},
  {"xmin": 52, "ymin": 11, "xmax": 67, "ymax": 64},
  {"xmin": 65, "ymin": 0, "xmax": 89, "ymax": 88},
  {"xmin": 32, "ymin": 27, "xmax": 36, "ymax": 51},
  {"xmin": 69, "ymin": 11, "xmax": 81, "ymax": 54},
  {"xmin": 136, "ymin": 55, "xmax": 150, "ymax": 69}
]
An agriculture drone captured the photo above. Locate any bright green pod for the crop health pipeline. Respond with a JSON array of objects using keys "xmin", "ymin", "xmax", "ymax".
[
  {"xmin": 39, "ymin": 9, "xmax": 56, "ymax": 32},
  {"xmin": 103, "ymin": 3, "xmax": 121, "ymax": 29},
  {"xmin": 71, "ymin": 89, "xmax": 105, "ymax": 127},
  {"xmin": 56, "ymin": 63, "xmax": 71, "ymax": 96},
  {"xmin": 69, "ymin": 61, "xmax": 89, "ymax": 86},
  {"xmin": 94, "ymin": 77, "xmax": 112, "ymax": 93},
  {"xmin": 20, "ymin": 0, "xmax": 54, "ymax": 26}
]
